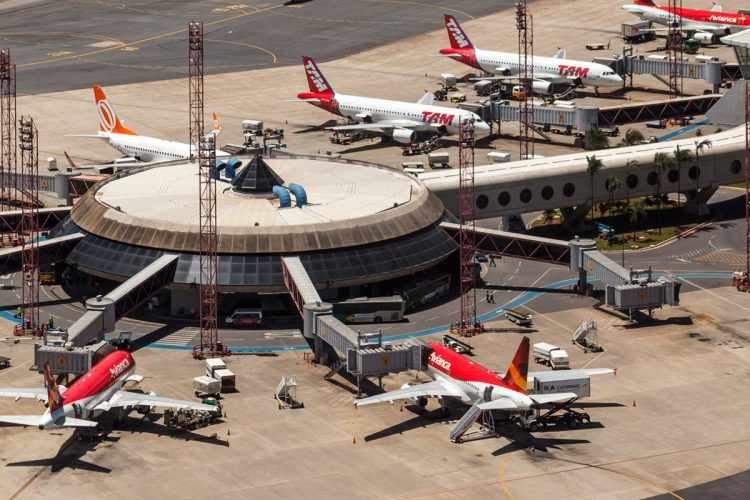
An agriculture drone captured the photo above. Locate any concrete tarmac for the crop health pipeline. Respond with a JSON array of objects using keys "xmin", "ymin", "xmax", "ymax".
[{"xmin": 0, "ymin": 0, "xmax": 508, "ymax": 95}]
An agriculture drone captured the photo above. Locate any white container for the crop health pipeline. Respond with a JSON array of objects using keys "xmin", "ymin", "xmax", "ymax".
[
  {"xmin": 214, "ymin": 368, "xmax": 236, "ymax": 391},
  {"xmin": 47, "ymin": 157, "xmax": 58, "ymax": 171},
  {"xmin": 241, "ymin": 119, "xmax": 264, "ymax": 132},
  {"xmin": 193, "ymin": 375, "xmax": 220, "ymax": 396},
  {"xmin": 488, "ymin": 151, "xmax": 512, "ymax": 163},
  {"xmin": 441, "ymin": 73, "xmax": 457, "ymax": 87},
  {"xmin": 205, "ymin": 358, "xmax": 226, "ymax": 378},
  {"xmin": 529, "ymin": 372, "xmax": 590, "ymax": 398},
  {"xmin": 533, "ymin": 342, "xmax": 570, "ymax": 369},
  {"xmin": 428, "ymin": 152, "xmax": 450, "ymax": 167}
]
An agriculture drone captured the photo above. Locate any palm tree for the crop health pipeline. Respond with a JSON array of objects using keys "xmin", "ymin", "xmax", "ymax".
[
  {"xmin": 622, "ymin": 129, "xmax": 644, "ymax": 146},
  {"xmin": 627, "ymin": 199, "xmax": 648, "ymax": 241},
  {"xmin": 694, "ymin": 138, "xmax": 712, "ymax": 214},
  {"xmin": 673, "ymin": 145, "xmax": 692, "ymax": 210},
  {"xmin": 586, "ymin": 155, "xmax": 604, "ymax": 221},
  {"xmin": 542, "ymin": 208, "xmax": 557, "ymax": 224},
  {"xmin": 605, "ymin": 175, "xmax": 623, "ymax": 222},
  {"xmin": 585, "ymin": 128, "xmax": 609, "ymax": 150},
  {"xmin": 653, "ymin": 151, "xmax": 674, "ymax": 234}
]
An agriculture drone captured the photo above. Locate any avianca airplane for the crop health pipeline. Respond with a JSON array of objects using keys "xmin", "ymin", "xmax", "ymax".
[
  {"xmin": 622, "ymin": 1, "xmax": 750, "ymax": 40},
  {"xmin": 355, "ymin": 337, "xmax": 584, "ymax": 427},
  {"xmin": 85, "ymin": 85, "xmax": 227, "ymax": 163},
  {"xmin": 296, "ymin": 57, "xmax": 491, "ymax": 143},
  {"xmin": 439, "ymin": 15, "xmax": 623, "ymax": 92},
  {"xmin": 0, "ymin": 350, "xmax": 216, "ymax": 429}
]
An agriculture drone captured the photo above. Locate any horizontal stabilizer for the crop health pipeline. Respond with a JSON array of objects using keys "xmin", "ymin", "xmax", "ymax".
[
  {"xmin": 61, "ymin": 417, "xmax": 98, "ymax": 428},
  {"xmin": 477, "ymin": 398, "xmax": 518, "ymax": 411},
  {"xmin": 66, "ymin": 134, "xmax": 109, "ymax": 139},
  {"xmin": 288, "ymin": 98, "xmax": 321, "ymax": 103},
  {"xmin": 0, "ymin": 388, "xmax": 48, "ymax": 402},
  {"xmin": 529, "ymin": 392, "xmax": 578, "ymax": 405},
  {"xmin": 0, "ymin": 415, "xmax": 43, "ymax": 427}
]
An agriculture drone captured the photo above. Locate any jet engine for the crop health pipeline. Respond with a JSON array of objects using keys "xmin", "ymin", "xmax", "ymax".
[
  {"xmin": 692, "ymin": 32, "xmax": 715, "ymax": 44},
  {"xmin": 532, "ymin": 80, "xmax": 552, "ymax": 95},
  {"xmin": 392, "ymin": 128, "xmax": 416, "ymax": 144}
]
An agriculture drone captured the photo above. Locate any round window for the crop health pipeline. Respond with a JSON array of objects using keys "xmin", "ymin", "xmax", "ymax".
[
  {"xmin": 476, "ymin": 194, "xmax": 488, "ymax": 209},
  {"xmin": 520, "ymin": 189, "xmax": 532, "ymax": 204},
  {"xmin": 647, "ymin": 172, "xmax": 658, "ymax": 186},
  {"xmin": 498, "ymin": 191, "xmax": 510, "ymax": 206},
  {"xmin": 627, "ymin": 174, "xmax": 638, "ymax": 189},
  {"xmin": 541, "ymin": 186, "xmax": 554, "ymax": 200},
  {"xmin": 688, "ymin": 165, "xmax": 700, "ymax": 180},
  {"xmin": 563, "ymin": 182, "xmax": 575, "ymax": 197}
]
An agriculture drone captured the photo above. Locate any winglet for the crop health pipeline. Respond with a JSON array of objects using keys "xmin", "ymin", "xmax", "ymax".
[
  {"xmin": 93, "ymin": 85, "xmax": 136, "ymax": 135},
  {"xmin": 502, "ymin": 337, "xmax": 529, "ymax": 393},
  {"xmin": 43, "ymin": 363, "xmax": 63, "ymax": 413},
  {"xmin": 444, "ymin": 15, "xmax": 474, "ymax": 49}
]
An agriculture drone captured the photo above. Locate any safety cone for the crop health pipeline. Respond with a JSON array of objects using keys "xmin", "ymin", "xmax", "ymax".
[
  {"xmin": 632, "ymin": 400, "xmax": 637, "ymax": 407},
  {"xmin": 227, "ymin": 428, "xmax": 231, "ymax": 436},
  {"xmin": 352, "ymin": 436, "xmax": 356, "ymax": 444}
]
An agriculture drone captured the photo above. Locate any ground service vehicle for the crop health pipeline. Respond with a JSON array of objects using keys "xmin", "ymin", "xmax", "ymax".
[
  {"xmin": 225, "ymin": 308, "xmax": 263, "ymax": 327},
  {"xmin": 505, "ymin": 308, "xmax": 533, "ymax": 326},
  {"xmin": 533, "ymin": 342, "xmax": 571, "ymax": 370},
  {"xmin": 402, "ymin": 275, "xmax": 451, "ymax": 311},
  {"xmin": 333, "ymin": 296, "xmax": 405, "ymax": 323}
]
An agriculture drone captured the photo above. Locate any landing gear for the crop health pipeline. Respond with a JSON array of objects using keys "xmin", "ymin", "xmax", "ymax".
[
  {"xmin": 417, "ymin": 396, "xmax": 428, "ymax": 408},
  {"xmin": 523, "ymin": 398, "xmax": 591, "ymax": 431}
]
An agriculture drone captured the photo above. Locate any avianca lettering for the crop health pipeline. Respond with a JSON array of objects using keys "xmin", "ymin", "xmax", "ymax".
[
  {"xmin": 109, "ymin": 358, "xmax": 131, "ymax": 379},
  {"xmin": 708, "ymin": 14, "xmax": 737, "ymax": 23},
  {"xmin": 305, "ymin": 60, "xmax": 329, "ymax": 93},
  {"xmin": 429, "ymin": 352, "xmax": 452, "ymax": 371},
  {"xmin": 558, "ymin": 65, "xmax": 589, "ymax": 78},
  {"xmin": 446, "ymin": 18, "xmax": 470, "ymax": 48},
  {"xmin": 421, "ymin": 111, "xmax": 454, "ymax": 125}
]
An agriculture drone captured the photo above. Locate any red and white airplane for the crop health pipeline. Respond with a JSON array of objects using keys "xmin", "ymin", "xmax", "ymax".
[
  {"xmin": 355, "ymin": 337, "xmax": 583, "ymax": 422},
  {"xmin": 0, "ymin": 350, "xmax": 216, "ymax": 429},
  {"xmin": 622, "ymin": 1, "xmax": 750, "ymax": 41},
  {"xmin": 296, "ymin": 57, "xmax": 491, "ymax": 143},
  {"xmin": 439, "ymin": 15, "xmax": 623, "ymax": 92}
]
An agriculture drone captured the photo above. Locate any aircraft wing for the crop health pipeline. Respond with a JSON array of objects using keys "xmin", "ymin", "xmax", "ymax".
[
  {"xmin": 354, "ymin": 379, "xmax": 466, "ymax": 407},
  {"xmin": 97, "ymin": 390, "xmax": 218, "ymax": 412},
  {"xmin": 0, "ymin": 388, "xmax": 48, "ymax": 402},
  {"xmin": 327, "ymin": 120, "xmax": 425, "ymax": 133},
  {"xmin": 528, "ymin": 368, "xmax": 614, "ymax": 379},
  {"xmin": 529, "ymin": 392, "xmax": 579, "ymax": 405},
  {"xmin": 0, "ymin": 415, "xmax": 97, "ymax": 427},
  {"xmin": 477, "ymin": 398, "xmax": 518, "ymax": 410}
]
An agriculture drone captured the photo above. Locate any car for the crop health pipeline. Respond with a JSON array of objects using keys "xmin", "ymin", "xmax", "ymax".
[
  {"xmin": 474, "ymin": 254, "xmax": 489, "ymax": 263},
  {"xmin": 225, "ymin": 308, "xmax": 263, "ymax": 327}
]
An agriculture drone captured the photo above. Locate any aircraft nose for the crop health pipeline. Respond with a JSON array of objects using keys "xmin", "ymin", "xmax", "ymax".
[{"xmin": 476, "ymin": 121, "xmax": 491, "ymax": 135}]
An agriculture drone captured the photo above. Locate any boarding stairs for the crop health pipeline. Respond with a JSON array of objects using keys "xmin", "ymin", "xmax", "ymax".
[{"xmin": 449, "ymin": 401, "xmax": 486, "ymax": 443}]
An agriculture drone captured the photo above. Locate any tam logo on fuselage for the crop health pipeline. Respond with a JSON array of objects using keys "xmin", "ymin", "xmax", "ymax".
[
  {"xmin": 429, "ymin": 352, "xmax": 452, "ymax": 372},
  {"xmin": 446, "ymin": 19, "xmax": 470, "ymax": 48},
  {"xmin": 421, "ymin": 111, "xmax": 454, "ymax": 125},
  {"xmin": 558, "ymin": 65, "xmax": 589, "ymax": 78},
  {"xmin": 305, "ymin": 61, "xmax": 329, "ymax": 93},
  {"xmin": 109, "ymin": 357, "xmax": 130, "ymax": 380}
]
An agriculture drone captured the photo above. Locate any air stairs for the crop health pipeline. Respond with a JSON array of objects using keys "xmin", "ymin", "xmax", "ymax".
[{"xmin": 449, "ymin": 401, "xmax": 497, "ymax": 443}]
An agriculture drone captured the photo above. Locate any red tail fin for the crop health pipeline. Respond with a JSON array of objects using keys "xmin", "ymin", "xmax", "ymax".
[
  {"xmin": 302, "ymin": 57, "xmax": 334, "ymax": 96},
  {"xmin": 502, "ymin": 337, "xmax": 529, "ymax": 393},
  {"xmin": 43, "ymin": 363, "xmax": 63, "ymax": 413},
  {"xmin": 93, "ymin": 84, "xmax": 136, "ymax": 135},
  {"xmin": 444, "ymin": 15, "xmax": 474, "ymax": 49},
  {"xmin": 633, "ymin": 0, "xmax": 656, "ymax": 5}
]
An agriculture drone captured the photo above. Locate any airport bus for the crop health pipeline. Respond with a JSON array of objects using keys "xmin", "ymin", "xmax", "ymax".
[
  {"xmin": 333, "ymin": 296, "xmax": 405, "ymax": 324},
  {"xmin": 402, "ymin": 274, "xmax": 451, "ymax": 311}
]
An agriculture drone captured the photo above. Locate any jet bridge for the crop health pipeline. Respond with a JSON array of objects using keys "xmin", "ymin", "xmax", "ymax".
[
  {"xmin": 281, "ymin": 255, "xmax": 424, "ymax": 391},
  {"xmin": 0, "ymin": 232, "xmax": 85, "ymax": 275}
]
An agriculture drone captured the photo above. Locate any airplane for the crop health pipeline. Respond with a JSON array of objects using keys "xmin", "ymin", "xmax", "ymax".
[
  {"xmin": 295, "ymin": 57, "xmax": 491, "ymax": 144},
  {"xmin": 439, "ymin": 15, "xmax": 623, "ymax": 93},
  {"xmin": 622, "ymin": 0, "xmax": 750, "ymax": 42},
  {"xmin": 82, "ymin": 85, "xmax": 228, "ymax": 164},
  {"xmin": 0, "ymin": 350, "xmax": 217, "ymax": 429},
  {"xmin": 355, "ymin": 337, "xmax": 605, "ymax": 440}
]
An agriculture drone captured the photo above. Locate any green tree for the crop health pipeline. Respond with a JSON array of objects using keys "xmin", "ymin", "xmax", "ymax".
[
  {"xmin": 622, "ymin": 129, "xmax": 644, "ymax": 146},
  {"xmin": 627, "ymin": 199, "xmax": 648, "ymax": 241},
  {"xmin": 673, "ymin": 145, "xmax": 692, "ymax": 210},
  {"xmin": 605, "ymin": 175, "xmax": 623, "ymax": 220},
  {"xmin": 694, "ymin": 139, "xmax": 712, "ymax": 214},
  {"xmin": 585, "ymin": 128, "xmax": 609, "ymax": 150},
  {"xmin": 586, "ymin": 155, "xmax": 604, "ymax": 221},
  {"xmin": 653, "ymin": 151, "xmax": 674, "ymax": 234},
  {"xmin": 542, "ymin": 208, "xmax": 557, "ymax": 224}
]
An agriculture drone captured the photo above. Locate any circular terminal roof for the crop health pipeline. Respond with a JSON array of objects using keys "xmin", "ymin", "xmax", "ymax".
[{"xmin": 71, "ymin": 155, "xmax": 445, "ymax": 254}]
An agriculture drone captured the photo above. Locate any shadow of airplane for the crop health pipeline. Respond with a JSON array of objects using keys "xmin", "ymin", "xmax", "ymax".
[{"xmin": 293, "ymin": 119, "xmax": 338, "ymax": 134}]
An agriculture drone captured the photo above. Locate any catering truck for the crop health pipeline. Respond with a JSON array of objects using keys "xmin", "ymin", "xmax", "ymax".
[{"xmin": 533, "ymin": 342, "xmax": 570, "ymax": 370}]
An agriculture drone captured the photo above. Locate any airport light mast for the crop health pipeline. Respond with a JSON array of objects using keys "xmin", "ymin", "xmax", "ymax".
[
  {"xmin": 189, "ymin": 21, "xmax": 224, "ymax": 358},
  {"xmin": 0, "ymin": 49, "xmax": 16, "ymax": 217},
  {"xmin": 516, "ymin": 0, "xmax": 534, "ymax": 160},
  {"xmin": 19, "ymin": 116, "xmax": 39, "ymax": 335},
  {"xmin": 667, "ymin": 0, "xmax": 684, "ymax": 97},
  {"xmin": 452, "ymin": 119, "xmax": 483, "ymax": 337}
]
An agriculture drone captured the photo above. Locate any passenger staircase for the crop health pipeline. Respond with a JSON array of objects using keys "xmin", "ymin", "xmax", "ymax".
[{"xmin": 449, "ymin": 401, "xmax": 484, "ymax": 443}]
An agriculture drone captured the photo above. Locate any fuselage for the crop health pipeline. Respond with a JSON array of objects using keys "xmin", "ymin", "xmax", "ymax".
[
  {"xmin": 105, "ymin": 133, "xmax": 229, "ymax": 163},
  {"xmin": 310, "ymin": 93, "xmax": 491, "ymax": 136},
  {"xmin": 440, "ymin": 47, "xmax": 622, "ymax": 88},
  {"xmin": 40, "ymin": 350, "xmax": 134, "ymax": 429},
  {"xmin": 426, "ymin": 344, "xmax": 533, "ymax": 409},
  {"xmin": 622, "ymin": 3, "xmax": 750, "ymax": 33}
]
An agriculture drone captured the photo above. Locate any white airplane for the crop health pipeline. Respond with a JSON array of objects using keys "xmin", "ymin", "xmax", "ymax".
[
  {"xmin": 296, "ymin": 57, "xmax": 491, "ymax": 143},
  {"xmin": 439, "ymin": 15, "xmax": 623, "ymax": 93},
  {"xmin": 83, "ymin": 85, "xmax": 227, "ymax": 164},
  {"xmin": 622, "ymin": 0, "xmax": 748, "ymax": 41},
  {"xmin": 0, "ymin": 351, "xmax": 217, "ymax": 429}
]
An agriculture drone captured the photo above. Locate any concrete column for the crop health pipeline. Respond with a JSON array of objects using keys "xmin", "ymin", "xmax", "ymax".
[{"xmin": 684, "ymin": 185, "xmax": 718, "ymax": 216}]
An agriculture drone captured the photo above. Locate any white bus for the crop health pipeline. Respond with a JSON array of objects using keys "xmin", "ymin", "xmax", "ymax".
[{"xmin": 333, "ymin": 296, "xmax": 405, "ymax": 324}]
